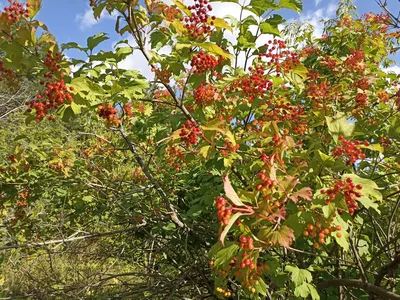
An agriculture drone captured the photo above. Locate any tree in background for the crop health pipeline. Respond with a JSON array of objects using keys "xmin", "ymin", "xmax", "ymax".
[{"xmin": 0, "ymin": 0, "xmax": 399, "ymax": 299}]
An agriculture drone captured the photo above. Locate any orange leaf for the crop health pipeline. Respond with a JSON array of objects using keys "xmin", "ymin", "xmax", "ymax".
[
  {"xmin": 290, "ymin": 187, "xmax": 313, "ymax": 203},
  {"xmin": 223, "ymin": 175, "xmax": 245, "ymax": 207},
  {"xmin": 219, "ymin": 212, "xmax": 243, "ymax": 246}
]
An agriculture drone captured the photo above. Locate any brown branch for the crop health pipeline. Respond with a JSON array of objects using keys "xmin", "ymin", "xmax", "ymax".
[
  {"xmin": 0, "ymin": 225, "xmax": 146, "ymax": 251},
  {"xmin": 375, "ymin": 254, "xmax": 400, "ymax": 287},
  {"xmin": 350, "ymin": 234, "xmax": 368, "ymax": 283},
  {"xmin": 121, "ymin": 4, "xmax": 196, "ymax": 123},
  {"xmin": 317, "ymin": 279, "xmax": 400, "ymax": 300},
  {"xmin": 119, "ymin": 127, "xmax": 186, "ymax": 228}
]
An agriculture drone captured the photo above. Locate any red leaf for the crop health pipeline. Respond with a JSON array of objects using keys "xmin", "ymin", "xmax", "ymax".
[
  {"xmin": 223, "ymin": 175, "xmax": 245, "ymax": 207},
  {"xmin": 289, "ymin": 187, "xmax": 313, "ymax": 203},
  {"xmin": 267, "ymin": 206, "xmax": 287, "ymax": 222}
]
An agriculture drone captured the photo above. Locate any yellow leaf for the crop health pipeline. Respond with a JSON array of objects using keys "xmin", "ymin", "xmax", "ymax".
[
  {"xmin": 208, "ymin": 17, "xmax": 232, "ymax": 32},
  {"xmin": 199, "ymin": 145, "xmax": 211, "ymax": 159},
  {"xmin": 172, "ymin": 0, "xmax": 192, "ymax": 16},
  {"xmin": 27, "ymin": 0, "xmax": 42, "ymax": 19}
]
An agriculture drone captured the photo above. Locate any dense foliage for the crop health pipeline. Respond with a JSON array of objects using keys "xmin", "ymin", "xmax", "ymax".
[{"xmin": 0, "ymin": 0, "xmax": 399, "ymax": 299}]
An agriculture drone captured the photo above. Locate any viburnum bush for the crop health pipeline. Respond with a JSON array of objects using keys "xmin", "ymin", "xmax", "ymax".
[{"xmin": 0, "ymin": 0, "xmax": 400, "ymax": 299}]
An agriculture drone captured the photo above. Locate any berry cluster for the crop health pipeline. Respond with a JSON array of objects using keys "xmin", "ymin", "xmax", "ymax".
[
  {"xmin": 215, "ymin": 287, "xmax": 235, "ymax": 298},
  {"xmin": 232, "ymin": 255, "xmax": 269, "ymax": 294},
  {"xmin": 379, "ymin": 137, "xmax": 392, "ymax": 149},
  {"xmin": 300, "ymin": 46, "xmax": 320, "ymax": 58},
  {"xmin": 320, "ymin": 55, "xmax": 337, "ymax": 70},
  {"xmin": 306, "ymin": 81, "xmax": 335, "ymax": 108},
  {"xmin": 258, "ymin": 39, "xmax": 299, "ymax": 75},
  {"xmin": 166, "ymin": 146, "xmax": 186, "ymax": 172},
  {"xmin": 25, "ymin": 51, "xmax": 73, "ymax": 122},
  {"xmin": 2, "ymin": 0, "xmax": 29, "ymax": 24},
  {"xmin": 131, "ymin": 167, "xmax": 146, "ymax": 183},
  {"xmin": 16, "ymin": 189, "xmax": 29, "ymax": 207},
  {"xmin": 0, "ymin": 60, "xmax": 17, "ymax": 84},
  {"xmin": 230, "ymin": 65, "xmax": 273, "ymax": 103},
  {"xmin": 152, "ymin": 68, "xmax": 171, "ymax": 84},
  {"xmin": 333, "ymin": 136, "xmax": 368, "ymax": 165},
  {"xmin": 215, "ymin": 196, "xmax": 232, "ymax": 225},
  {"xmin": 238, "ymin": 253, "xmax": 255, "ymax": 269},
  {"xmin": 190, "ymin": 52, "xmax": 219, "ymax": 75},
  {"xmin": 355, "ymin": 92, "xmax": 368, "ymax": 108},
  {"xmin": 355, "ymin": 77, "xmax": 370, "ymax": 90},
  {"xmin": 181, "ymin": 0, "xmax": 215, "ymax": 39},
  {"xmin": 344, "ymin": 50, "xmax": 365, "ymax": 72},
  {"xmin": 163, "ymin": 5, "xmax": 181, "ymax": 22},
  {"xmin": 219, "ymin": 139, "xmax": 239, "ymax": 157},
  {"xmin": 123, "ymin": 103, "xmax": 134, "ymax": 118},
  {"xmin": 27, "ymin": 78, "xmax": 73, "ymax": 122},
  {"xmin": 154, "ymin": 89, "xmax": 170, "ymax": 100},
  {"xmin": 321, "ymin": 177, "xmax": 363, "ymax": 214},
  {"xmin": 179, "ymin": 120, "xmax": 201, "ymax": 147},
  {"xmin": 262, "ymin": 100, "xmax": 308, "ymax": 134},
  {"xmin": 193, "ymin": 83, "xmax": 219, "ymax": 106},
  {"xmin": 255, "ymin": 172, "xmax": 276, "ymax": 195},
  {"xmin": 44, "ymin": 51, "xmax": 62, "ymax": 74},
  {"xmin": 377, "ymin": 91, "xmax": 390, "ymax": 103},
  {"xmin": 238, "ymin": 235, "xmax": 255, "ymax": 250},
  {"xmin": 303, "ymin": 222, "xmax": 342, "ymax": 249},
  {"xmin": 98, "ymin": 103, "xmax": 120, "ymax": 126}
]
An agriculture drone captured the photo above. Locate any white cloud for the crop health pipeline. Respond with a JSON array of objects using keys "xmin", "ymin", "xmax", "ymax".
[
  {"xmin": 76, "ymin": 7, "xmax": 118, "ymax": 30},
  {"xmin": 314, "ymin": 0, "xmax": 322, "ymax": 6},
  {"xmin": 116, "ymin": 37, "xmax": 154, "ymax": 80},
  {"xmin": 383, "ymin": 66, "xmax": 400, "ymax": 74},
  {"xmin": 298, "ymin": 2, "xmax": 337, "ymax": 38}
]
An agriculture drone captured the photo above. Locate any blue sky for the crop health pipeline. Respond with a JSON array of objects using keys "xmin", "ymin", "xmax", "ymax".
[{"xmin": 1, "ymin": 0, "xmax": 399, "ymax": 76}]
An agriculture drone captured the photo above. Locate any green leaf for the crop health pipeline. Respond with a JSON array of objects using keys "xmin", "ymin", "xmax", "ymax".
[
  {"xmin": 249, "ymin": 0, "xmax": 276, "ymax": 16},
  {"xmin": 70, "ymin": 77, "xmax": 104, "ymax": 103},
  {"xmin": 334, "ymin": 228, "xmax": 349, "ymax": 251},
  {"xmin": 214, "ymin": 243, "xmax": 239, "ymax": 267},
  {"xmin": 27, "ymin": 0, "xmax": 42, "ymax": 18},
  {"xmin": 326, "ymin": 112, "xmax": 355, "ymax": 143},
  {"xmin": 260, "ymin": 15, "xmax": 285, "ymax": 36},
  {"xmin": 70, "ymin": 102, "xmax": 82, "ymax": 115},
  {"xmin": 285, "ymin": 265, "xmax": 312, "ymax": 286},
  {"xmin": 279, "ymin": 0, "xmax": 302, "ymax": 12},
  {"xmin": 294, "ymin": 283, "xmax": 320, "ymax": 299},
  {"xmin": 260, "ymin": 21, "xmax": 280, "ymax": 36},
  {"xmin": 150, "ymin": 31, "xmax": 168, "ymax": 50},
  {"xmin": 93, "ymin": 2, "xmax": 106, "ymax": 19},
  {"xmin": 254, "ymin": 278, "xmax": 268, "ymax": 296},
  {"xmin": 219, "ymin": 212, "xmax": 244, "ymax": 246},
  {"xmin": 162, "ymin": 222, "xmax": 176, "ymax": 231},
  {"xmin": 87, "ymin": 33, "xmax": 109, "ymax": 51},
  {"xmin": 62, "ymin": 42, "xmax": 87, "ymax": 52},
  {"xmin": 357, "ymin": 196, "xmax": 380, "ymax": 213},
  {"xmin": 388, "ymin": 116, "xmax": 400, "ymax": 139}
]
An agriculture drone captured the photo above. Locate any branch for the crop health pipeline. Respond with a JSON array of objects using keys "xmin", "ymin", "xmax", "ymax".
[
  {"xmin": 119, "ymin": 127, "xmax": 186, "ymax": 228},
  {"xmin": 0, "ymin": 225, "xmax": 146, "ymax": 251},
  {"xmin": 375, "ymin": 254, "xmax": 400, "ymax": 287},
  {"xmin": 317, "ymin": 279, "xmax": 400, "ymax": 300}
]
